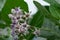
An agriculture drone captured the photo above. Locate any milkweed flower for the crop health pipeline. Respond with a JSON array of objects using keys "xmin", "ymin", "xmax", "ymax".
[
  {"xmin": 8, "ymin": 7, "xmax": 30, "ymax": 40},
  {"xmin": 8, "ymin": 7, "xmax": 41, "ymax": 40}
]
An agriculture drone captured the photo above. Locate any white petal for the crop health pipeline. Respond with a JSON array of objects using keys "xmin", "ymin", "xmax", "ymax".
[
  {"xmin": 8, "ymin": 14, "xmax": 13, "ymax": 18},
  {"xmin": 11, "ymin": 9, "xmax": 16, "ymax": 14},
  {"xmin": 18, "ymin": 7, "xmax": 22, "ymax": 12}
]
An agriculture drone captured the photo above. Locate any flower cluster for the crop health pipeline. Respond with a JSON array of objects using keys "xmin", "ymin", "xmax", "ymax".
[{"xmin": 8, "ymin": 7, "xmax": 40, "ymax": 40}]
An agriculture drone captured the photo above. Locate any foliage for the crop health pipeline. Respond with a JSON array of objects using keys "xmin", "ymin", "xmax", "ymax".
[{"xmin": 0, "ymin": 0, "xmax": 60, "ymax": 40}]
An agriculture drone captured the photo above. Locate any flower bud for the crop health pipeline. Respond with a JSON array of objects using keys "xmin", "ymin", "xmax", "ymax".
[
  {"xmin": 11, "ymin": 9, "xmax": 16, "ymax": 14},
  {"xmin": 8, "ymin": 14, "xmax": 13, "ymax": 18},
  {"xmin": 19, "ymin": 19, "xmax": 24, "ymax": 23}
]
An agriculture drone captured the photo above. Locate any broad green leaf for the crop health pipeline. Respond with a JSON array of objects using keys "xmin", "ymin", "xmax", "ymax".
[
  {"xmin": 44, "ymin": 0, "xmax": 60, "ymax": 7},
  {"xmin": 33, "ymin": 1, "xmax": 60, "ymax": 26},
  {"xmin": 47, "ymin": 35, "xmax": 55, "ymax": 40},
  {"xmin": 29, "ymin": 1, "xmax": 45, "ymax": 28},
  {"xmin": 26, "ymin": 33, "xmax": 35, "ymax": 40},
  {"xmin": 40, "ymin": 18, "xmax": 60, "ymax": 39},
  {"xmin": 45, "ymin": 6, "xmax": 50, "ymax": 12},
  {"xmin": 33, "ymin": 1, "xmax": 51, "ymax": 19},
  {"xmin": 49, "ymin": 5, "xmax": 60, "ymax": 19},
  {"xmin": 44, "ymin": 0, "xmax": 60, "ymax": 19},
  {"xmin": 29, "ymin": 10, "xmax": 44, "ymax": 28},
  {"xmin": 44, "ymin": 6, "xmax": 60, "ymax": 25},
  {"xmin": 0, "ymin": 0, "xmax": 28, "ymax": 26}
]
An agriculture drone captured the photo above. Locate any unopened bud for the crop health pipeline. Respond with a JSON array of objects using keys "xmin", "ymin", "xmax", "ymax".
[
  {"xmin": 8, "ymin": 14, "xmax": 13, "ymax": 18},
  {"xmin": 11, "ymin": 9, "xmax": 16, "ymax": 14},
  {"xmin": 19, "ymin": 19, "xmax": 24, "ymax": 23}
]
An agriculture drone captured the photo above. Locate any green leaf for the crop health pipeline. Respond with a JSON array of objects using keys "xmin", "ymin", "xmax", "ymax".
[
  {"xmin": 29, "ymin": 10, "xmax": 44, "ymax": 28},
  {"xmin": 29, "ymin": 1, "xmax": 53, "ymax": 28},
  {"xmin": 44, "ymin": 6, "xmax": 60, "ymax": 25},
  {"xmin": 26, "ymin": 33, "xmax": 35, "ymax": 40},
  {"xmin": 40, "ymin": 18, "xmax": 57, "ymax": 37},
  {"xmin": 45, "ymin": 6, "xmax": 49, "ymax": 12},
  {"xmin": 49, "ymin": 5, "xmax": 60, "ymax": 19},
  {"xmin": 44, "ymin": 0, "xmax": 60, "ymax": 6},
  {"xmin": 0, "ymin": 0, "xmax": 28, "ymax": 26},
  {"xmin": 40, "ymin": 18, "xmax": 60, "ymax": 39},
  {"xmin": 47, "ymin": 35, "xmax": 55, "ymax": 40},
  {"xmin": 33, "ymin": 1, "xmax": 60, "ymax": 26},
  {"xmin": 29, "ymin": 1, "xmax": 45, "ymax": 28},
  {"xmin": 33, "ymin": 1, "xmax": 51, "ymax": 18},
  {"xmin": 44, "ymin": 0, "xmax": 60, "ymax": 19}
]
